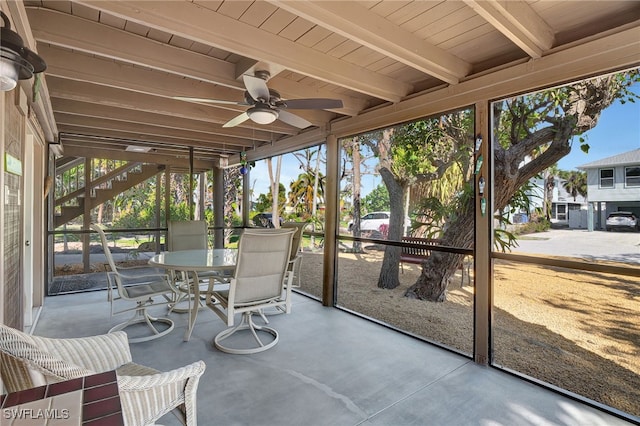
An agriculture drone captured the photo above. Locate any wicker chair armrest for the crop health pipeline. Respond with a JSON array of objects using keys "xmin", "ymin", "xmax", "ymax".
[
  {"xmin": 117, "ymin": 361, "xmax": 206, "ymax": 426},
  {"xmin": 117, "ymin": 361, "xmax": 205, "ymax": 391},
  {"xmin": 33, "ymin": 331, "xmax": 132, "ymax": 372}
]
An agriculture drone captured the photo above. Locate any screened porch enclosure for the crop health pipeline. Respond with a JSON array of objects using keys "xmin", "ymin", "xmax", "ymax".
[{"xmin": 1, "ymin": 1, "xmax": 638, "ymax": 423}]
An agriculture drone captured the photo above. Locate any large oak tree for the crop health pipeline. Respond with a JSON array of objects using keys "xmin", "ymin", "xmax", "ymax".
[{"xmin": 405, "ymin": 72, "xmax": 638, "ymax": 302}]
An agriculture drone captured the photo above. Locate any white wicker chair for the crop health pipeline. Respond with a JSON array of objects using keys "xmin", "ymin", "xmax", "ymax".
[
  {"xmin": 206, "ymin": 228, "xmax": 295, "ymax": 354},
  {"xmin": 0, "ymin": 324, "xmax": 205, "ymax": 426},
  {"xmin": 92, "ymin": 224, "xmax": 177, "ymax": 342}
]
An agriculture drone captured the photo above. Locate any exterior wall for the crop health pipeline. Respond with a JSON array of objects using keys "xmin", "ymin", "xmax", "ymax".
[
  {"xmin": 1, "ymin": 89, "xmax": 26, "ymax": 329},
  {"xmin": 0, "ymin": 5, "xmax": 49, "ymax": 333},
  {"xmin": 586, "ymin": 166, "xmax": 640, "ymax": 202}
]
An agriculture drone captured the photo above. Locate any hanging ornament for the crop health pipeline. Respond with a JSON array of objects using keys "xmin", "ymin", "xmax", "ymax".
[{"xmin": 240, "ymin": 151, "xmax": 248, "ymax": 175}]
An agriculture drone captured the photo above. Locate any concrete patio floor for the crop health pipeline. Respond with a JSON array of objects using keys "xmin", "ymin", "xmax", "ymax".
[{"xmin": 32, "ymin": 290, "xmax": 635, "ymax": 426}]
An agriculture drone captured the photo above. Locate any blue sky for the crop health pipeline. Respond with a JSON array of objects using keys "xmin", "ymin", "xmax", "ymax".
[
  {"xmin": 557, "ymin": 86, "xmax": 640, "ymax": 170},
  {"xmin": 250, "ymin": 82, "xmax": 639, "ymax": 198}
]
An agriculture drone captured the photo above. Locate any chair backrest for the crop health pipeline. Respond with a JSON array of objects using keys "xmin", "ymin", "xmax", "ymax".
[
  {"xmin": 232, "ymin": 228, "xmax": 295, "ymax": 304},
  {"xmin": 90, "ymin": 224, "xmax": 118, "ymax": 273},
  {"xmin": 167, "ymin": 220, "xmax": 208, "ymax": 251},
  {"xmin": 281, "ymin": 222, "xmax": 306, "ymax": 262}
]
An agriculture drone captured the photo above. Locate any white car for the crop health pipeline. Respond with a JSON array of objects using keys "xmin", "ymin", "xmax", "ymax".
[
  {"xmin": 605, "ymin": 211, "xmax": 639, "ymax": 232},
  {"xmin": 348, "ymin": 211, "xmax": 391, "ymax": 233}
]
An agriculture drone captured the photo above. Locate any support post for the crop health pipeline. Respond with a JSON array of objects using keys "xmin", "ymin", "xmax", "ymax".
[
  {"xmin": 474, "ymin": 101, "xmax": 491, "ymax": 365},
  {"xmin": 155, "ymin": 172, "xmax": 161, "ymax": 253},
  {"xmin": 164, "ymin": 166, "xmax": 170, "ymax": 246},
  {"xmin": 322, "ymin": 135, "xmax": 338, "ymax": 307},
  {"xmin": 242, "ymin": 167, "xmax": 250, "ymax": 227},
  {"xmin": 189, "ymin": 147, "xmax": 194, "ymax": 220},
  {"xmin": 213, "ymin": 165, "xmax": 224, "ymax": 248},
  {"xmin": 82, "ymin": 157, "xmax": 91, "ymax": 273}
]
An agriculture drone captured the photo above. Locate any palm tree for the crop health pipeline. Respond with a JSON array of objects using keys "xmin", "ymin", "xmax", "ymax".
[
  {"xmin": 288, "ymin": 171, "xmax": 324, "ymax": 216},
  {"xmin": 561, "ymin": 170, "xmax": 588, "ymax": 201}
]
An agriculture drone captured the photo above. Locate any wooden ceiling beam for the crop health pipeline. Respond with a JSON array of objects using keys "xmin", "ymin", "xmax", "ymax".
[
  {"xmin": 76, "ymin": 0, "xmax": 411, "ymax": 102},
  {"xmin": 26, "ymin": 6, "xmax": 243, "ymax": 90},
  {"xmin": 463, "ymin": 0, "xmax": 555, "ymax": 58},
  {"xmin": 60, "ymin": 143, "xmax": 216, "ymax": 169},
  {"xmin": 330, "ymin": 26, "xmax": 640, "ymax": 138},
  {"xmin": 54, "ymin": 113, "xmax": 255, "ymax": 148},
  {"xmin": 38, "ymin": 44, "xmax": 334, "ymax": 128},
  {"xmin": 27, "ymin": 6, "xmax": 360, "ymax": 116},
  {"xmin": 51, "ymin": 98, "xmax": 276, "ymax": 143},
  {"xmin": 269, "ymin": 0, "xmax": 471, "ymax": 84},
  {"xmin": 46, "ymin": 77, "xmax": 297, "ymax": 135},
  {"xmin": 59, "ymin": 134, "xmax": 221, "ymax": 159},
  {"xmin": 58, "ymin": 124, "xmax": 252, "ymax": 154}
]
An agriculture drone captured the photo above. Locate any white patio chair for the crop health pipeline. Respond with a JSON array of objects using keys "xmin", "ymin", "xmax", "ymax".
[
  {"xmin": 91, "ymin": 224, "xmax": 177, "ymax": 343},
  {"xmin": 0, "ymin": 324, "xmax": 205, "ymax": 426},
  {"xmin": 167, "ymin": 220, "xmax": 208, "ymax": 252},
  {"xmin": 252, "ymin": 222, "xmax": 305, "ymax": 320},
  {"xmin": 167, "ymin": 220, "xmax": 226, "ymax": 314},
  {"xmin": 206, "ymin": 228, "xmax": 295, "ymax": 354},
  {"xmin": 282, "ymin": 221, "xmax": 306, "ymax": 290}
]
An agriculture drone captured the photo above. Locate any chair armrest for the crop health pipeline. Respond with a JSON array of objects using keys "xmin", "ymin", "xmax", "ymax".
[
  {"xmin": 117, "ymin": 361, "xmax": 206, "ymax": 426},
  {"xmin": 117, "ymin": 360, "xmax": 205, "ymax": 392},
  {"xmin": 115, "ymin": 271, "xmax": 170, "ymax": 281},
  {"xmin": 32, "ymin": 331, "xmax": 133, "ymax": 372}
]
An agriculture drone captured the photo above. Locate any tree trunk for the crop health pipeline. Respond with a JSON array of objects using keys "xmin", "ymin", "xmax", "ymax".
[
  {"xmin": 376, "ymin": 129, "xmax": 406, "ymax": 289},
  {"xmin": 376, "ymin": 168, "xmax": 405, "ymax": 289},
  {"xmin": 405, "ymin": 200, "xmax": 475, "ymax": 300}
]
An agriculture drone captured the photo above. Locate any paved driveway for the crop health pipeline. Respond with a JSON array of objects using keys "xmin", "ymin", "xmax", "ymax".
[{"xmin": 512, "ymin": 228, "xmax": 640, "ymax": 264}]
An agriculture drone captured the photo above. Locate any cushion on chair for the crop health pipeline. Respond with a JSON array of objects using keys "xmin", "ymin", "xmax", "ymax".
[
  {"xmin": 1, "ymin": 324, "xmax": 206, "ymax": 426},
  {"xmin": 0, "ymin": 326, "xmax": 94, "ymax": 392},
  {"xmin": 122, "ymin": 280, "xmax": 173, "ymax": 299},
  {"xmin": 32, "ymin": 331, "xmax": 132, "ymax": 373}
]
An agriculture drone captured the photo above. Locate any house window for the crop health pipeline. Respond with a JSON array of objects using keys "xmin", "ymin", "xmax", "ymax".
[
  {"xmin": 625, "ymin": 166, "xmax": 640, "ymax": 187},
  {"xmin": 556, "ymin": 204, "xmax": 567, "ymax": 220},
  {"xmin": 599, "ymin": 168, "xmax": 614, "ymax": 188}
]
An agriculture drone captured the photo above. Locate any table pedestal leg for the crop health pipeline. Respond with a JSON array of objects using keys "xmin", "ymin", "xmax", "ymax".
[{"xmin": 184, "ymin": 271, "xmax": 200, "ymax": 342}]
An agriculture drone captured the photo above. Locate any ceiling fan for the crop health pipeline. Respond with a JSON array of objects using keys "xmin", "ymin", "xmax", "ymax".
[{"xmin": 174, "ymin": 70, "xmax": 343, "ymax": 129}]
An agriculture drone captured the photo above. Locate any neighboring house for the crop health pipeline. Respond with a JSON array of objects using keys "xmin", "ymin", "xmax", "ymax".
[
  {"xmin": 528, "ymin": 176, "xmax": 588, "ymax": 228},
  {"xmin": 578, "ymin": 148, "xmax": 640, "ymax": 230}
]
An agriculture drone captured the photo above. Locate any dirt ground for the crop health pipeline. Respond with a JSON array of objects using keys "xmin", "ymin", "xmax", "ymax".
[{"xmin": 55, "ymin": 245, "xmax": 639, "ymax": 417}]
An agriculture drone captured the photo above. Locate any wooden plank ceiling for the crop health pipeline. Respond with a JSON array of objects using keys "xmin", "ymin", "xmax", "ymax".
[{"xmin": 20, "ymin": 0, "xmax": 640, "ymax": 169}]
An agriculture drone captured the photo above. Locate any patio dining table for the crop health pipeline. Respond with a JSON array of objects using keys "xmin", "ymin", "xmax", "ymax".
[{"xmin": 149, "ymin": 248, "xmax": 237, "ymax": 341}]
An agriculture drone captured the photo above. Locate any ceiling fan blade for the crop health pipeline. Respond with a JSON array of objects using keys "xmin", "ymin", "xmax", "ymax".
[
  {"xmin": 173, "ymin": 96, "xmax": 247, "ymax": 106},
  {"xmin": 222, "ymin": 112, "xmax": 250, "ymax": 128},
  {"xmin": 243, "ymin": 74, "xmax": 270, "ymax": 101},
  {"xmin": 278, "ymin": 98, "xmax": 344, "ymax": 110},
  {"xmin": 278, "ymin": 110, "xmax": 312, "ymax": 129}
]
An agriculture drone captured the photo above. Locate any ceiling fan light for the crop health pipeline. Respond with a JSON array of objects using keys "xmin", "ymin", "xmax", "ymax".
[{"xmin": 248, "ymin": 106, "xmax": 278, "ymax": 124}]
